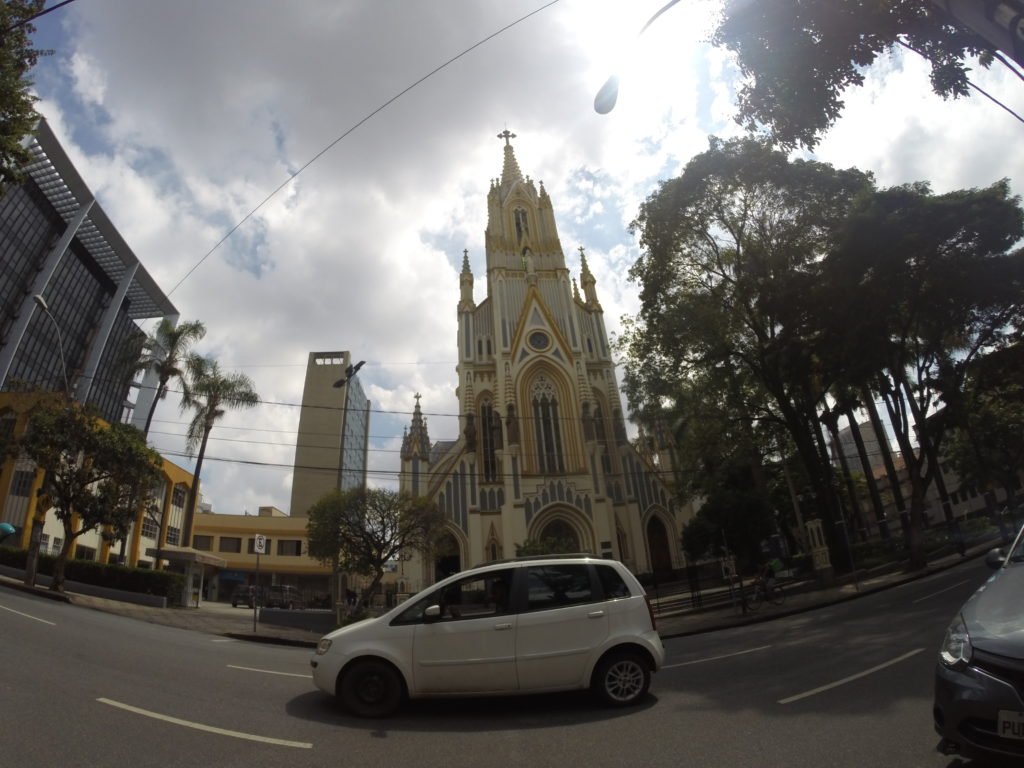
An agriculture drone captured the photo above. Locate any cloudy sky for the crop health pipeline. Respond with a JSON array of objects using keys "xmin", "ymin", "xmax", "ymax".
[{"xmin": 26, "ymin": 0, "xmax": 1024, "ymax": 517}]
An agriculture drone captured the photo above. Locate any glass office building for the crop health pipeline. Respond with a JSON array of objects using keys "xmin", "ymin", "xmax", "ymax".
[{"xmin": 0, "ymin": 117, "xmax": 178, "ymax": 425}]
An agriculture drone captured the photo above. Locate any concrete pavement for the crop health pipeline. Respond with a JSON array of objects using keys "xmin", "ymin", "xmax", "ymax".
[{"xmin": 0, "ymin": 538, "xmax": 1003, "ymax": 648}]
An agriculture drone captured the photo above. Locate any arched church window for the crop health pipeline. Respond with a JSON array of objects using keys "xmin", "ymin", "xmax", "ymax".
[
  {"xmin": 480, "ymin": 399, "xmax": 501, "ymax": 482},
  {"xmin": 514, "ymin": 208, "xmax": 529, "ymax": 241},
  {"xmin": 531, "ymin": 376, "xmax": 565, "ymax": 474},
  {"xmin": 594, "ymin": 404, "xmax": 612, "ymax": 476}
]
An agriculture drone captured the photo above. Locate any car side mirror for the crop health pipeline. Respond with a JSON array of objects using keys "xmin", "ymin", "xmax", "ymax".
[
  {"xmin": 423, "ymin": 604, "xmax": 442, "ymax": 622},
  {"xmin": 985, "ymin": 548, "xmax": 1006, "ymax": 570}
]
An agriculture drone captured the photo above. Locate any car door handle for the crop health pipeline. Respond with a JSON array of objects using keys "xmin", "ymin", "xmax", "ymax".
[
  {"xmin": 587, "ymin": 610, "xmax": 605, "ymax": 619},
  {"xmin": 494, "ymin": 623, "xmax": 513, "ymax": 631}
]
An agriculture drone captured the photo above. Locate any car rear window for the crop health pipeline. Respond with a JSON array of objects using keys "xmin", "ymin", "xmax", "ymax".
[
  {"xmin": 525, "ymin": 564, "xmax": 594, "ymax": 611},
  {"xmin": 596, "ymin": 565, "xmax": 631, "ymax": 599}
]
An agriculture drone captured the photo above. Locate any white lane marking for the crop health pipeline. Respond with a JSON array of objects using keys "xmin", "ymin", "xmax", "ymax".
[
  {"xmin": 228, "ymin": 664, "xmax": 312, "ymax": 679},
  {"xmin": 96, "ymin": 698, "xmax": 312, "ymax": 749},
  {"xmin": 211, "ymin": 638, "xmax": 237, "ymax": 643},
  {"xmin": 0, "ymin": 604, "xmax": 56, "ymax": 625},
  {"xmin": 778, "ymin": 648, "xmax": 925, "ymax": 704},
  {"xmin": 663, "ymin": 645, "xmax": 772, "ymax": 669},
  {"xmin": 912, "ymin": 579, "xmax": 971, "ymax": 604}
]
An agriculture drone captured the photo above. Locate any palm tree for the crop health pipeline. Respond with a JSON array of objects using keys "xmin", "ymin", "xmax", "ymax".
[
  {"xmin": 137, "ymin": 318, "xmax": 206, "ymax": 437},
  {"xmin": 179, "ymin": 356, "xmax": 259, "ymax": 547}
]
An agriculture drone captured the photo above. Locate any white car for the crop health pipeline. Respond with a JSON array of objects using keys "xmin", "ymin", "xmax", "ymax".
[{"xmin": 311, "ymin": 555, "xmax": 665, "ymax": 717}]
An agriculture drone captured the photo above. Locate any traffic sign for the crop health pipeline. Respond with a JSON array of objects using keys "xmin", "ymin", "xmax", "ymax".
[{"xmin": 254, "ymin": 534, "xmax": 266, "ymax": 554}]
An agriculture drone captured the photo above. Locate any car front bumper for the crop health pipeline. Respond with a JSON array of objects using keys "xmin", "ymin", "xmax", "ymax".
[{"xmin": 934, "ymin": 656, "xmax": 1024, "ymax": 760}]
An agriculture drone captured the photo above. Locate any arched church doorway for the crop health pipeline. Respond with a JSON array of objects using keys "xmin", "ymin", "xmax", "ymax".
[
  {"xmin": 434, "ymin": 531, "xmax": 461, "ymax": 581},
  {"xmin": 538, "ymin": 518, "xmax": 581, "ymax": 552},
  {"xmin": 646, "ymin": 516, "xmax": 672, "ymax": 576}
]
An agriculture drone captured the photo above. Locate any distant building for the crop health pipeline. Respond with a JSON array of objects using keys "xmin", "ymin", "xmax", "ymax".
[
  {"xmin": 398, "ymin": 133, "xmax": 689, "ymax": 591},
  {"xmin": 289, "ymin": 351, "xmax": 370, "ymax": 516},
  {"xmin": 830, "ymin": 418, "xmax": 885, "ymax": 476}
]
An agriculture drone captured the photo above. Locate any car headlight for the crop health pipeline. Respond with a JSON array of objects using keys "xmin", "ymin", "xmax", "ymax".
[
  {"xmin": 316, "ymin": 638, "xmax": 332, "ymax": 655},
  {"xmin": 939, "ymin": 614, "xmax": 972, "ymax": 667}
]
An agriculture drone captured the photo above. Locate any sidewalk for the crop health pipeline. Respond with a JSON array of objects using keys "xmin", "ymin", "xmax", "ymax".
[{"xmin": 0, "ymin": 539, "xmax": 1001, "ymax": 648}]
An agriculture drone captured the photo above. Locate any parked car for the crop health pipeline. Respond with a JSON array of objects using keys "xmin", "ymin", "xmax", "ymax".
[
  {"xmin": 231, "ymin": 585, "xmax": 264, "ymax": 608},
  {"xmin": 266, "ymin": 584, "xmax": 305, "ymax": 610},
  {"xmin": 310, "ymin": 555, "xmax": 664, "ymax": 717},
  {"xmin": 934, "ymin": 523, "xmax": 1024, "ymax": 761}
]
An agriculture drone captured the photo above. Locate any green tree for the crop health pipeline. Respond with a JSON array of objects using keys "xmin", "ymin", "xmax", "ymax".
[
  {"xmin": 17, "ymin": 398, "xmax": 163, "ymax": 591},
  {"xmin": 135, "ymin": 318, "xmax": 206, "ymax": 438},
  {"xmin": 712, "ymin": 0, "xmax": 998, "ymax": 149},
  {"xmin": 179, "ymin": 356, "xmax": 258, "ymax": 548},
  {"xmin": 622, "ymin": 136, "xmax": 873, "ymax": 562},
  {"xmin": 819, "ymin": 181, "xmax": 1024, "ymax": 567},
  {"xmin": 0, "ymin": 1, "xmax": 49, "ymax": 193},
  {"xmin": 306, "ymin": 487, "xmax": 445, "ymax": 609}
]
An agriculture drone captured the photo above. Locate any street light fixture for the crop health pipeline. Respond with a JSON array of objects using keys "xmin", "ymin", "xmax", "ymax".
[
  {"xmin": 594, "ymin": 0, "xmax": 684, "ymax": 114},
  {"xmin": 33, "ymin": 293, "xmax": 71, "ymax": 399},
  {"xmin": 333, "ymin": 360, "xmax": 365, "ymax": 389}
]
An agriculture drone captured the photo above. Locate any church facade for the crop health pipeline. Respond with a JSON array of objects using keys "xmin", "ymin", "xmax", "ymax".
[{"xmin": 398, "ymin": 133, "xmax": 690, "ymax": 591}]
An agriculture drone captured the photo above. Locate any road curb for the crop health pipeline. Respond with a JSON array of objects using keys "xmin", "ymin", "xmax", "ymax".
[{"xmin": 0, "ymin": 577, "xmax": 72, "ymax": 603}]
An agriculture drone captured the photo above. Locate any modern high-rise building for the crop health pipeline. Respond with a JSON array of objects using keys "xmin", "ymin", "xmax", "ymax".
[
  {"xmin": 398, "ymin": 133, "xmax": 690, "ymax": 589},
  {"xmin": 0, "ymin": 117, "xmax": 178, "ymax": 425},
  {"xmin": 289, "ymin": 351, "xmax": 371, "ymax": 516}
]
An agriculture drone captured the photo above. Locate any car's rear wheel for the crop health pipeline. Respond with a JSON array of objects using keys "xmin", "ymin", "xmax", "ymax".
[
  {"xmin": 591, "ymin": 650, "xmax": 650, "ymax": 707},
  {"xmin": 339, "ymin": 660, "xmax": 403, "ymax": 717}
]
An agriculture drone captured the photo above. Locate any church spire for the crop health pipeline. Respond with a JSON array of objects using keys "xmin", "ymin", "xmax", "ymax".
[
  {"xmin": 459, "ymin": 248, "xmax": 475, "ymax": 311},
  {"xmin": 579, "ymin": 246, "xmax": 601, "ymax": 309},
  {"xmin": 400, "ymin": 393, "xmax": 432, "ymax": 461},
  {"xmin": 498, "ymin": 129, "xmax": 523, "ymax": 189}
]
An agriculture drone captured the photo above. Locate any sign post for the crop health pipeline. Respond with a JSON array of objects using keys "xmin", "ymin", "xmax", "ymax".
[{"xmin": 253, "ymin": 533, "xmax": 266, "ymax": 632}]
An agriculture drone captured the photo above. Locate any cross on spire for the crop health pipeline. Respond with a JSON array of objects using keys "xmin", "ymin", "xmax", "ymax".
[{"xmin": 497, "ymin": 129, "xmax": 516, "ymax": 146}]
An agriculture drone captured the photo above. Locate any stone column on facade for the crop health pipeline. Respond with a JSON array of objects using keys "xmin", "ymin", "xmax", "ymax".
[{"xmin": 154, "ymin": 477, "xmax": 174, "ymax": 570}]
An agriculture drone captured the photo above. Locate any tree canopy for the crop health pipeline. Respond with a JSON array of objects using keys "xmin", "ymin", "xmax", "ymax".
[
  {"xmin": 0, "ymin": 1, "xmax": 49, "ymax": 192},
  {"xmin": 712, "ymin": 0, "xmax": 999, "ymax": 148},
  {"xmin": 306, "ymin": 487, "xmax": 445, "ymax": 608},
  {"xmin": 17, "ymin": 398, "xmax": 163, "ymax": 591},
  {"xmin": 622, "ymin": 136, "xmax": 1024, "ymax": 570}
]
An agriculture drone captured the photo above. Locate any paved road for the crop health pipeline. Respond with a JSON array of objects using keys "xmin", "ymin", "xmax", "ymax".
[{"xmin": 1, "ymin": 554, "xmax": 1008, "ymax": 768}]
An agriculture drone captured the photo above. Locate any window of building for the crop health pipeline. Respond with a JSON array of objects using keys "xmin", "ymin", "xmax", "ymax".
[
  {"xmin": 75, "ymin": 546, "xmax": 96, "ymax": 561},
  {"xmin": 11, "ymin": 469, "xmax": 34, "ymax": 497},
  {"xmin": 514, "ymin": 208, "xmax": 529, "ymax": 241},
  {"xmin": 52, "ymin": 537, "xmax": 63, "ymax": 553},
  {"xmin": 277, "ymin": 539, "xmax": 302, "ymax": 557},
  {"xmin": 247, "ymin": 537, "xmax": 272, "ymax": 554},
  {"xmin": 480, "ymin": 399, "xmax": 502, "ymax": 483},
  {"xmin": 166, "ymin": 526, "xmax": 181, "ymax": 546},
  {"xmin": 531, "ymin": 376, "xmax": 564, "ymax": 474},
  {"xmin": 172, "ymin": 485, "xmax": 187, "ymax": 508},
  {"xmin": 219, "ymin": 537, "xmax": 242, "ymax": 553},
  {"xmin": 39, "ymin": 533, "xmax": 49, "ymax": 553},
  {"xmin": 141, "ymin": 516, "xmax": 159, "ymax": 539},
  {"xmin": 193, "ymin": 535, "xmax": 212, "ymax": 551}
]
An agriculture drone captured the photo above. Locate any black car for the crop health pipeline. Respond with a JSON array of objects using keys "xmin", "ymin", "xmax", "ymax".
[
  {"xmin": 231, "ymin": 585, "xmax": 264, "ymax": 608},
  {"xmin": 934, "ymin": 523, "xmax": 1024, "ymax": 761}
]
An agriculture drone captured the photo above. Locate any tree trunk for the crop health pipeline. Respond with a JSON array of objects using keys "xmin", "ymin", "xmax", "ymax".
[
  {"xmin": 843, "ymin": 402, "xmax": 887, "ymax": 528},
  {"xmin": 142, "ymin": 381, "xmax": 166, "ymax": 438},
  {"xmin": 182, "ymin": 424, "xmax": 212, "ymax": 549}
]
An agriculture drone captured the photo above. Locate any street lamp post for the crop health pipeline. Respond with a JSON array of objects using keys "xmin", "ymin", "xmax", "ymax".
[
  {"xmin": 23, "ymin": 294, "xmax": 73, "ymax": 587},
  {"xmin": 33, "ymin": 294, "xmax": 71, "ymax": 399},
  {"xmin": 331, "ymin": 358, "xmax": 364, "ymax": 623}
]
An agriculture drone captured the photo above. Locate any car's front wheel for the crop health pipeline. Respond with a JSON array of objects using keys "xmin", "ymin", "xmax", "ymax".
[
  {"xmin": 591, "ymin": 650, "xmax": 651, "ymax": 707},
  {"xmin": 339, "ymin": 660, "xmax": 403, "ymax": 717}
]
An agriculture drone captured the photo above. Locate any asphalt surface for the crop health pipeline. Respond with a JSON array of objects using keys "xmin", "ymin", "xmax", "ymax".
[{"xmin": 0, "ymin": 538, "xmax": 1003, "ymax": 647}]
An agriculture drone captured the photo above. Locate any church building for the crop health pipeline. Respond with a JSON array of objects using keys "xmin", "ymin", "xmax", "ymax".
[{"xmin": 398, "ymin": 132, "xmax": 690, "ymax": 590}]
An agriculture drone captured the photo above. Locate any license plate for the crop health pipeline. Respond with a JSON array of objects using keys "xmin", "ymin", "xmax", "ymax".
[{"xmin": 998, "ymin": 710, "xmax": 1024, "ymax": 740}]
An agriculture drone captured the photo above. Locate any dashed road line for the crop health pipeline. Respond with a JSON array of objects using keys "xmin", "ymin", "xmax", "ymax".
[
  {"xmin": 96, "ymin": 698, "xmax": 313, "ymax": 748},
  {"xmin": 0, "ymin": 603, "xmax": 56, "ymax": 625},
  {"xmin": 228, "ymin": 664, "xmax": 312, "ymax": 678},
  {"xmin": 663, "ymin": 645, "xmax": 772, "ymax": 669},
  {"xmin": 778, "ymin": 649, "xmax": 925, "ymax": 704}
]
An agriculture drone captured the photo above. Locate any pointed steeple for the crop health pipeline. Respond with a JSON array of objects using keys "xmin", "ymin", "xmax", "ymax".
[
  {"xmin": 459, "ymin": 248, "xmax": 475, "ymax": 311},
  {"xmin": 498, "ymin": 129, "xmax": 523, "ymax": 190},
  {"xmin": 400, "ymin": 393, "xmax": 432, "ymax": 461},
  {"xmin": 579, "ymin": 246, "xmax": 601, "ymax": 309}
]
